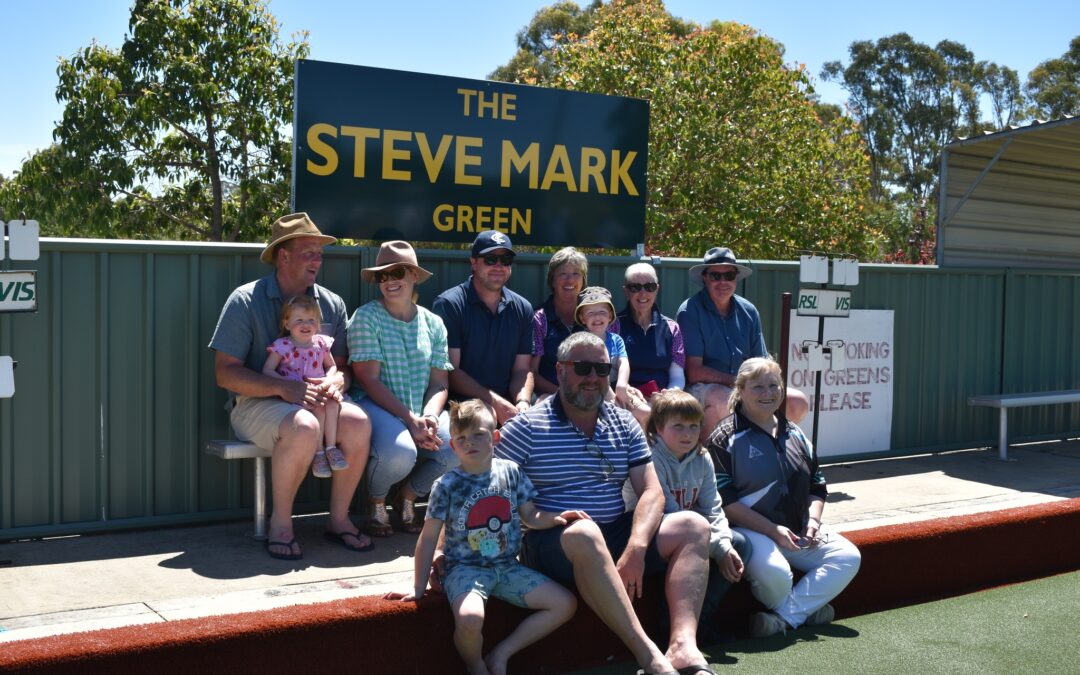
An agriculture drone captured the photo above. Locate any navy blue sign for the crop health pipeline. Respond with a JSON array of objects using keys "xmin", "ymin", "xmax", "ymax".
[{"xmin": 293, "ymin": 60, "xmax": 648, "ymax": 248}]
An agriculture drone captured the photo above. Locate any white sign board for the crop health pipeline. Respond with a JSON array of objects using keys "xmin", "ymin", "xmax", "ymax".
[
  {"xmin": 7, "ymin": 220, "xmax": 40, "ymax": 260},
  {"xmin": 0, "ymin": 356, "xmax": 13, "ymax": 398},
  {"xmin": 0, "ymin": 271, "xmax": 37, "ymax": 313},
  {"xmin": 787, "ymin": 309, "xmax": 894, "ymax": 457},
  {"xmin": 796, "ymin": 288, "xmax": 851, "ymax": 317}
]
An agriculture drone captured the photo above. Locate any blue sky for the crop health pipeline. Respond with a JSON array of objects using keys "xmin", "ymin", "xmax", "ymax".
[{"xmin": 1, "ymin": 0, "xmax": 1077, "ymax": 178}]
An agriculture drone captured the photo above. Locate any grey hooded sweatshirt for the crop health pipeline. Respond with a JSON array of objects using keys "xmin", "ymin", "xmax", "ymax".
[{"xmin": 623, "ymin": 436, "xmax": 733, "ymax": 559}]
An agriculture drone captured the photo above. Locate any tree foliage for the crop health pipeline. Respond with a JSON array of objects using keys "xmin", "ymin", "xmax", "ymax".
[
  {"xmin": 8, "ymin": 0, "xmax": 307, "ymax": 241},
  {"xmin": 1026, "ymin": 36, "xmax": 1080, "ymax": 119},
  {"xmin": 820, "ymin": 33, "xmax": 1038, "ymax": 261},
  {"xmin": 489, "ymin": 0, "xmax": 696, "ymax": 84},
  {"xmin": 978, "ymin": 62, "xmax": 1025, "ymax": 129},
  {"xmin": 510, "ymin": 0, "xmax": 873, "ymax": 260},
  {"xmin": 821, "ymin": 33, "xmax": 988, "ymax": 205}
]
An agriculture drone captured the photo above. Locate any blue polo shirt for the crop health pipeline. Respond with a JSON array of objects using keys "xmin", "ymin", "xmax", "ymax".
[
  {"xmin": 496, "ymin": 394, "xmax": 652, "ymax": 524},
  {"xmin": 433, "ymin": 276, "xmax": 534, "ymax": 398},
  {"xmin": 676, "ymin": 290, "xmax": 766, "ymax": 377},
  {"xmin": 613, "ymin": 304, "xmax": 683, "ymax": 389}
]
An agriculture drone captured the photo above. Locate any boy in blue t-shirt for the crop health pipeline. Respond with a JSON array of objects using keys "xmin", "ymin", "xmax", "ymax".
[{"xmin": 387, "ymin": 400, "xmax": 588, "ymax": 675}]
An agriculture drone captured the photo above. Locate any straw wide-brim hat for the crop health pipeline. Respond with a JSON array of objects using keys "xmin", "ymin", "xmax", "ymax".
[
  {"xmin": 575, "ymin": 286, "xmax": 616, "ymax": 325},
  {"xmin": 361, "ymin": 240, "xmax": 433, "ymax": 284},
  {"xmin": 688, "ymin": 246, "xmax": 752, "ymax": 287},
  {"xmin": 260, "ymin": 212, "xmax": 337, "ymax": 265}
]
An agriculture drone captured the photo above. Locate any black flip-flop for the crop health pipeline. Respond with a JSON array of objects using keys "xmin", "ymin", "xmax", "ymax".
[
  {"xmin": 324, "ymin": 530, "xmax": 375, "ymax": 552},
  {"xmin": 677, "ymin": 666, "xmax": 714, "ymax": 675},
  {"xmin": 264, "ymin": 538, "xmax": 302, "ymax": 561}
]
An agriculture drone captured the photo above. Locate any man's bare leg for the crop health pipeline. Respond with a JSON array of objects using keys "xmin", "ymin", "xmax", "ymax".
[
  {"xmin": 655, "ymin": 511, "xmax": 711, "ymax": 670},
  {"xmin": 268, "ymin": 408, "xmax": 321, "ymax": 557},
  {"xmin": 560, "ymin": 520, "xmax": 674, "ymax": 674},
  {"xmin": 326, "ymin": 402, "xmax": 371, "ymax": 542}
]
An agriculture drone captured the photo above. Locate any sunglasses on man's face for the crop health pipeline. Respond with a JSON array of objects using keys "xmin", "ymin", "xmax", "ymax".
[
  {"xmin": 480, "ymin": 254, "xmax": 515, "ymax": 267},
  {"xmin": 560, "ymin": 360, "xmax": 613, "ymax": 377},
  {"xmin": 375, "ymin": 267, "xmax": 407, "ymax": 283},
  {"xmin": 625, "ymin": 282, "xmax": 659, "ymax": 293},
  {"xmin": 704, "ymin": 270, "xmax": 739, "ymax": 282}
]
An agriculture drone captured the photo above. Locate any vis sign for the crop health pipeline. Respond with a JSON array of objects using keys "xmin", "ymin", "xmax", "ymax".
[
  {"xmin": 797, "ymin": 288, "xmax": 851, "ymax": 318},
  {"xmin": 0, "ymin": 271, "xmax": 37, "ymax": 313}
]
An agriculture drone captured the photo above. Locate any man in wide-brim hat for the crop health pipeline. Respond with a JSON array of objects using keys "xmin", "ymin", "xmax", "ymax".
[
  {"xmin": 209, "ymin": 213, "xmax": 374, "ymax": 560},
  {"xmin": 677, "ymin": 246, "xmax": 809, "ymax": 426}
]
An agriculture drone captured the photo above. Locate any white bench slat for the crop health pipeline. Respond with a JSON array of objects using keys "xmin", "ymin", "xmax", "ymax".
[
  {"xmin": 968, "ymin": 390, "xmax": 1080, "ymax": 408},
  {"xmin": 967, "ymin": 389, "xmax": 1080, "ymax": 460},
  {"xmin": 206, "ymin": 440, "xmax": 271, "ymax": 460},
  {"xmin": 206, "ymin": 440, "xmax": 270, "ymax": 539}
]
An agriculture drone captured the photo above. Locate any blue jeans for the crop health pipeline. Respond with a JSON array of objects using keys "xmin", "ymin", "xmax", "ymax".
[
  {"xmin": 357, "ymin": 398, "xmax": 455, "ymax": 499},
  {"xmin": 702, "ymin": 529, "xmax": 753, "ymax": 621}
]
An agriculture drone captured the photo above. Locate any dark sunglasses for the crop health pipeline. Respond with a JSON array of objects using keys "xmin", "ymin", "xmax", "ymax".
[
  {"xmin": 560, "ymin": 360, "xmax": 613, "ymax": 377},
  {"xmin": 625, "ymin": 282, "xmax": 658, "ymax": 293},
  {"xmin": 480, "ymin": 254, "xmax": 515, "ymax": 267},
  {"xmin": 584, "ymin": 440, "xmax": 616, "ymax": 480},
  {"xmin": 704, "ymin": 270, "xmax": 739, "ymax": 282},
  {"xmin": 375, "ymin": 267, "xmax": 407, "ymax": 283}
]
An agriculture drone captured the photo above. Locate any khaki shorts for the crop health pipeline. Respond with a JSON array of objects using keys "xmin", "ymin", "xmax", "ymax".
[
  {"xmin": 230, "ymin": 395, "xmax": 361, "ymax": 452},
  {"xmin": 229, "ymin": 395, "xmax": 302, "ymax": 451}
]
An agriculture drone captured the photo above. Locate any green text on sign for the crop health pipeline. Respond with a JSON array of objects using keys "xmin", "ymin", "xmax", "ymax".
[
  {"xmin": 0, "ymin": 271, "xmax": 37, "ymax": 313},
  {"xmin": 797, "ymin": 288, "xmax": 851, "ymax": 318}
]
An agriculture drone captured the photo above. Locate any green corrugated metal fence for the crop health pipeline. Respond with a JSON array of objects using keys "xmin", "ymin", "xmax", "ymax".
[{"xmin": 1, "ymin": 240, "xmax": 1077, "ymax": 539}]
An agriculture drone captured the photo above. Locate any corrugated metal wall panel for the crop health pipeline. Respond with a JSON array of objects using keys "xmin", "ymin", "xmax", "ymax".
[
  {"xmin": 0, "ymin": 241, "xmax": 1075, "ymax": 539},
  {"xmin": 1002, "ymin": 270, "xmax": 1080, "ymax": 439}
]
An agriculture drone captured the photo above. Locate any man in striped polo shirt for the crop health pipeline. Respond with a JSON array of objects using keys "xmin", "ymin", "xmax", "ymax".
[{"xmin": 497, "ymin": 332, "xmax": 712, "ymax": 675}]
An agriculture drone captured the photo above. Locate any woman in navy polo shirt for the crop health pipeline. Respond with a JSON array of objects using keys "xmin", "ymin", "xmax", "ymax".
[
  {"xmin": 611, "ymin": 262, "xmax": 686, "ymax": 400},
  {"xmin": 530, "ymin": 247, "xmax": 588, "ymax": 397}
]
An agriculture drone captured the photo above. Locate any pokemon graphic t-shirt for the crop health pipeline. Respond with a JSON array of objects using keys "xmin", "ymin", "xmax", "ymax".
[{"xmin": 426, "ymin": 458, "xmax": 537, "ymax": 570}]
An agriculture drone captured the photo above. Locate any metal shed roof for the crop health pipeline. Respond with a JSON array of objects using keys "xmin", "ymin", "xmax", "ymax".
[{"xmin": 937, "ymin": 115, "xmax": 1080, "ymax": 269}]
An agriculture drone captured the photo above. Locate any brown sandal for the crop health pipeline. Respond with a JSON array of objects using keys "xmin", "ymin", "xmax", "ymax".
[
  {"xmin": 393, "ymin": 492, "xmax": 423, "ymax": 534},
  {"xmin": 364, "ymin": 503, "xmax": 393, "ymax": 538}
]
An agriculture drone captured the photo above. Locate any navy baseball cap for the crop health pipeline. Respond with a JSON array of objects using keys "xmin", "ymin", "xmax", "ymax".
[{"xmin": 471, "ymin": 231, "xmax": 514, "ymax": 257}]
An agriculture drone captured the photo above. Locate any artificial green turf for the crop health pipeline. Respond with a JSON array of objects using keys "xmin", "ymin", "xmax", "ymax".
[{"xmin": 569, "ymin": 570, "xmax": 1080, "ymax": 674}]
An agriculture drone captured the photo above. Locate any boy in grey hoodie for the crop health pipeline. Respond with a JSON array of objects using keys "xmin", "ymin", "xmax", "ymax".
[{"xmin": 624, "ymin": 389, "xmax": 751, "ymax": 644}]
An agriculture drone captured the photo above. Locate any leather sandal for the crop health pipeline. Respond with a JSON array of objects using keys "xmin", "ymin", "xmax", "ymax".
[
  {"xmin": 365, "ymin": 502, "xmax": 393, "ymax": 538},
  {"xmin": 393, "ymin": 491, "xmax": 422, "ymax": 534}
]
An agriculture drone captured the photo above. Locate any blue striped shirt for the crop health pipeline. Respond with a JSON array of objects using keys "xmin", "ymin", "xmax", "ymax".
[{"xmin": 495, "ymin": 395, "xmax": 651, "ymax": 524}]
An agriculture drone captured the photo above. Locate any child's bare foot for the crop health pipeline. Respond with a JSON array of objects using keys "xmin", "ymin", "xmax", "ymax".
[{"xmin": 483, "ymin": 647, "xmax": 509, "ymax": 675}]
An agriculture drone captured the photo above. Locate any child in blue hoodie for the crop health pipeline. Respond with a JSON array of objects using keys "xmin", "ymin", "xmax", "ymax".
[{"xmin": 625, "ymin": 389, "xmax": 751, "ymax": 644}]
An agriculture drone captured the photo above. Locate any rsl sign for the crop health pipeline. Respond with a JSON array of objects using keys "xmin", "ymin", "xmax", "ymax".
[
  {"xmin": 797, "ymin": 288, "xmax": 852, "ymax": 318},
  {"xmin": 292, "ymin": 60, "xmax": 649, "ymax": 248}
]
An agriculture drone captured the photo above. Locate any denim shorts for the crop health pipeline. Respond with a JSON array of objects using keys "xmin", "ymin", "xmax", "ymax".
[{"xmin": 442, "ymin": 561, "xmax": 553, "ymax": 608}]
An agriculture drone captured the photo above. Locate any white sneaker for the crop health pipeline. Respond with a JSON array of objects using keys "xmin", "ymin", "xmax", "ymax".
[
  {"xmin": 805, "ymin": 603, "xmax": 835, "ymax": 626},
  {"xmin": 750, "ymin": 611, "xmax": 787, "ymax": 637}
]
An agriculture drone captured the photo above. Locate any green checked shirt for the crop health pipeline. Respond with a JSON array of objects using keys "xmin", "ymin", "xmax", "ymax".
[{"xmin": 347, "ymin": 300, "xmax": 453, "ymax": 413}]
